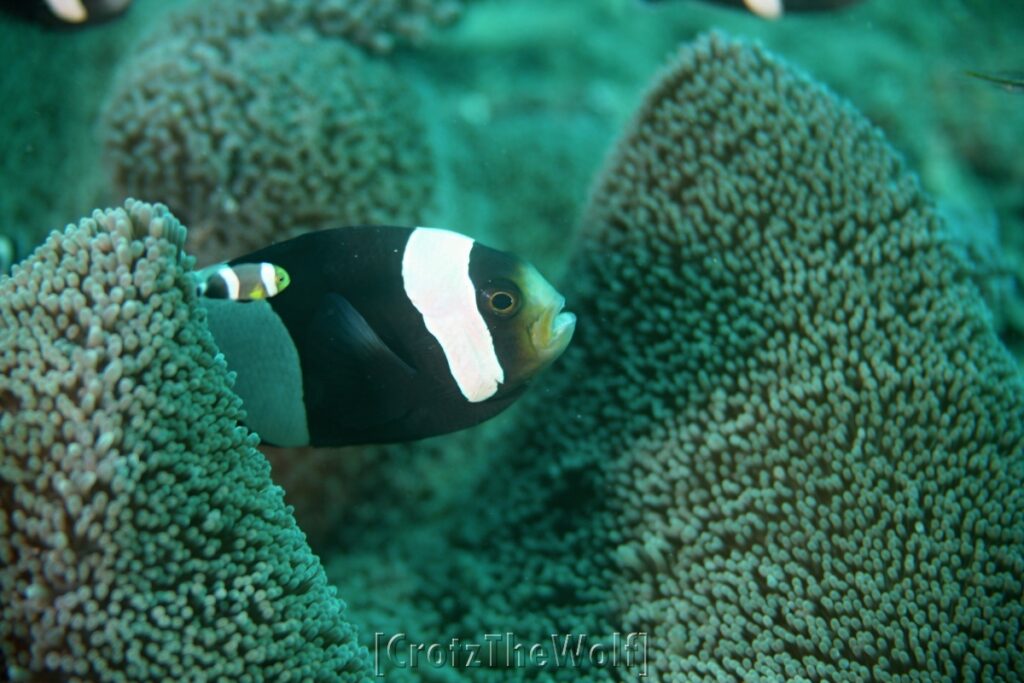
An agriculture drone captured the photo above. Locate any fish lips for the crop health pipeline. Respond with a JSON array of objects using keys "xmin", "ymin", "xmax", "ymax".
[{"xmin": 530, "ymin": 295, "xmax": 576, "ymax": 364}]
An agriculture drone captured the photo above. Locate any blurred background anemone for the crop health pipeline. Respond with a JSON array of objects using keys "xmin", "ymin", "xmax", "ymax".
[
  {"xmin": 101, "ymin": 24, "xmax": 434, "ymax": 265},
  {"xmin": 1, "ymin": 0, "xmax": 1022, "ymax": 345}
]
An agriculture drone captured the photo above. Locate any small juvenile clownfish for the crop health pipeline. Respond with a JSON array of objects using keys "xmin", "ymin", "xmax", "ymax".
[
  {"xmin": 200, "ymin": 226, "xmax": 576, "ymax": 448},
  {"xmin": 196, "ymin": 262, "xmax": 291, "ymax": 301}
]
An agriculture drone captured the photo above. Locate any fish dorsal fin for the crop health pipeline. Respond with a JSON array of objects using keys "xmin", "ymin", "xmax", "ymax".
[{"xmin": 301, "ymin": 293, "xmax": 417, "ymax": 443}]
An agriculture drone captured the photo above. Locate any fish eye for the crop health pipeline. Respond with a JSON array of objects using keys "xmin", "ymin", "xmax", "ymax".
[{"xmin": 486, "ymin": 287, "xmax": 520, "ymax": 317}]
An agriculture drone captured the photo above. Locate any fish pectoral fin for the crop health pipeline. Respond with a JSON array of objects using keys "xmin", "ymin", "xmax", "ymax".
[
  {"xmin": 307, "ymin": 293, "xmax": 415, "ymax": 375},
  {"xmin": 301, "ymin": 293, "xmax": 416, "ymax": 439}
]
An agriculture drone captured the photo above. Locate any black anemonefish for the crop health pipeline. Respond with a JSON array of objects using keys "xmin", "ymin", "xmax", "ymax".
[
  {"xmin": 640, "ymin": 0, "xmax": 864, "ymax": 20},
  {"xmin": 199, "ymin": 226, "xmax": 576, "ymax": 448},
  {"xmin": 0, "ymin": 0, "xmax": 131, "ymax": 25}
]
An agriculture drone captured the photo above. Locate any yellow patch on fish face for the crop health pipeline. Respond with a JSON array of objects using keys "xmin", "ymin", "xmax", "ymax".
[
  {"xmin": 273, "ymin": 266, "xmax": 291, "ymax": 292},
  {"xmin": 505, "ymin": 261, "xmax": 576, "ymax": 384},
  {"xmin": 252, "ymin": 262, "xmax": 290, "ymax": 299}
]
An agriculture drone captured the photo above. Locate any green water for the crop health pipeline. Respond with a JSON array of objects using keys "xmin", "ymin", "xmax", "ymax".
[{"xmin": 2, "ymin": 1, "xmax": 1023, "ymax": 681}]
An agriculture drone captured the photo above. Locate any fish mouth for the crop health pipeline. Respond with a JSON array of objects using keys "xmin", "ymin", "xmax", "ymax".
[{"xmin": 530, "ymin": 295, "xmax": 576, "ymax": 361}]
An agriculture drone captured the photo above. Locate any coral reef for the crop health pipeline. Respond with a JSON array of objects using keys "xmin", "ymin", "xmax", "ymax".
[
  {"xmin": 0, "ymin": 200, "xmax": 370, "ymax": 681},
  {"xmin": 323, "ymin": 33, "xmax": 1024, "ymax": 681},
  {"xmin": 102, "ymin": 8, "xmax": 434, "ymax": 266}
]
